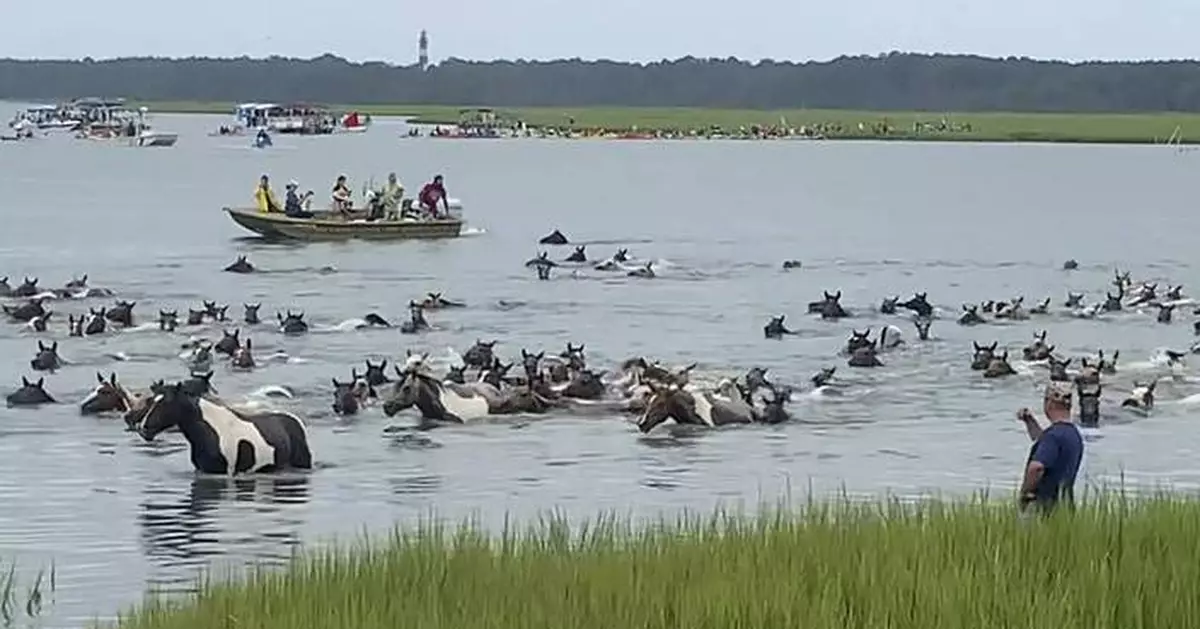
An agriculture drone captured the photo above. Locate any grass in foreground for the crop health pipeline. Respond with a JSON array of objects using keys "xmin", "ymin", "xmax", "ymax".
[
  {"xmin": 109, "ymin": 493, "xmax": 1200, "ymax": 629},
  {"xmin": 1, "ymin": 561, "xmax": 54, "ymax": 627},
  {"xmin": 141, "ymin": 100, "xmax": 1200, "ymax": 143}
]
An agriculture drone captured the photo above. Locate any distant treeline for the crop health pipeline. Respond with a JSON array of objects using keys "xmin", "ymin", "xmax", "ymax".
[{"xmin": 2, "ymin": 53, "xmax": 1200, "ymax": 112}]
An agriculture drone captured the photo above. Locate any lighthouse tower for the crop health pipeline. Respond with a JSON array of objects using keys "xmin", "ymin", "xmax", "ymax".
[{"xmin": 418, "ymin": 30, "xmax": 429, "ymax": 70}]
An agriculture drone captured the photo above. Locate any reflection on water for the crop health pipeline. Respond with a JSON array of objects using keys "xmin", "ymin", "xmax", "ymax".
[{"xmin": 138, "ymin": 474, "xmax": 310, "ymax": 590}]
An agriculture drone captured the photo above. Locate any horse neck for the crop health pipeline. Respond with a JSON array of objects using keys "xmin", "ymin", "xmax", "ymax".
[
  {"xmin": 414, "ymin": 378, "xmax": 447, "ymax": 417},
  {"xmin": 169, "ymin": 400, "xmax": 215, "ymax": 447}
]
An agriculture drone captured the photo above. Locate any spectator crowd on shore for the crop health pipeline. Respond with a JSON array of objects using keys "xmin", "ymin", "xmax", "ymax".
[{"xmin": 412, "ymin": 115, "xmax": 976, "ymax": 141}]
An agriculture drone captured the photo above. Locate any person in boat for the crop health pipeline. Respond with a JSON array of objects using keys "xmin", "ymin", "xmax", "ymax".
[
  {"xmin": 418, "ymin": 175, "xmax": 449, "ymax": 218},
  {"xmin": 381, "ymin": 172, "xmax": 405, "ymax": 220},
  {"xmin": 255, "ymin": 175, "xmax": 283, "ymax": 214},
  {"xmin": 284, "ymin": 181, "xmax": 315, "ymax": 219},
  {"xmin": 332, "ymin": 175, "xmax": 353, "ymax": 215}
]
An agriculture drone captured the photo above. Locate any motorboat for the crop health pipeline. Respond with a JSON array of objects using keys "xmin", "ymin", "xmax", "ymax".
[
  {"xmin": 8, "ymin": 104, "xmax": 82, "ymax": 131},
  {"xmin": 224, "ymin": 206, "xmax": 464, "ymax": 242},
  {"xmin": 135, "ymin": 131, "xmax": 178, "ymax": 147},
  {"xmin": 232, "ymin": 103, "xmax": 368, "ymax": 135},
  {"xmin": 337, "ymin": 111, "xmax": 371, "ymax": 133},
  {"xmin": 72, "ymin": 100, "xmax": 177, "ymax": 147}
]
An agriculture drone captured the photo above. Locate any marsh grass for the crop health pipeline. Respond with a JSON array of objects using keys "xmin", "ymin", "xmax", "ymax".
[
  {"xmin": 144, "ymin": 100, "xmax": 1200, "ymax": 143},
  {"xmin": 0, "ymin": 561, "xmax": 54, "ymax": 628},
  {"xmin": 110, "ymin": 491, "xmax": 1200, "ymax": 629}
]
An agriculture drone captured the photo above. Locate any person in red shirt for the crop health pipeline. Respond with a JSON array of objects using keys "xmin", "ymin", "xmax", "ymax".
[{"xmin": 418, "ymin": 175, "xmax": 449, "ymax": 218}]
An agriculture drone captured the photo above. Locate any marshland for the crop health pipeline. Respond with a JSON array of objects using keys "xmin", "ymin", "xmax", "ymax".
[
  {"xmin": 106, "ymin": 494, "xmax": 1200, "ymax": 629},
  {"xmin": 146, "ymin": 101, "xmax": 1200, "ymax": 143},
  {"xmin": 3, "ymin": 104, "xmax": 1200, "ymax": 626}
]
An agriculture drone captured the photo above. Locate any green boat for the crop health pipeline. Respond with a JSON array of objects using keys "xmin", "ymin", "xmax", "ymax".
[{"xmin": 224, "ymin": 207, "xmax": 465, "ymax": 241}]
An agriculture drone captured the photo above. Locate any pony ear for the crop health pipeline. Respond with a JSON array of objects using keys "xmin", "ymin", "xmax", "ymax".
[
  {"xmin": 97, "ymin": 371, "xmax": 105, "ymax": 384},
  {"xmin": 36, "ymin": 377, "xmax": 44, "ymax": 388},
  {"xmin": 22, "ymin": 377, "xmax": 31, "ymax": 387}
]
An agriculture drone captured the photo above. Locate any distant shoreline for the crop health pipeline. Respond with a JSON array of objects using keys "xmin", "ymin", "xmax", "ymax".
[{"xmin": 136, "ymin": 100, "xmax": 1200, "ymax": 145}]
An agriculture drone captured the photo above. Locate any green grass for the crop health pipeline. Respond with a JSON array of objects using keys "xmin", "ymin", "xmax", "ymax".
[
  {"xmin": 106, "ymin": 492, "xmax": 1200, "ymax": 629},
  {"xmin": 141, "ymin": 100, "xmax": 1200, "ymax": 143},
  {"xmin": 1, "ymin": 561, "xmax": 54, "ymax": 628}
]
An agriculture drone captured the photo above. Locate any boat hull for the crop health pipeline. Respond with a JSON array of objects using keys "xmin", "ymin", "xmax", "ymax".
[
  {"xmin": 137, "ymin": 133, "xmax": 178, "ymax": 147},
  {"xmin": 224, "ymin": 208, "xmax": 465, "ymax": 241}
]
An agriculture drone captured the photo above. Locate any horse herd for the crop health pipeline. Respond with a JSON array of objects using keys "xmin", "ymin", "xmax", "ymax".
[
  {"xmin": 753, "ymin": 266, "xmax": 1199, "ymax": 426},
  {"xmin": 2, "ymin": 243, "xmax": 1197, "ymax": 478}
]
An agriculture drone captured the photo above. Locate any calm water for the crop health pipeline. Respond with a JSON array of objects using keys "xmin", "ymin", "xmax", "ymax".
[{"xmin": 2, "ymin": 106, "xmax": 1200, "ymax": 626}]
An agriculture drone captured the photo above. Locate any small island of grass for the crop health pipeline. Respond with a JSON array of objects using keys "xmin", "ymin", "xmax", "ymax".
[
  {"xmin": 106, "ymin": 492, "xmax": 1200, "ymax": 629},
  {"xmin": 144, "ymin": 100, "xmax": 1200, "ymax": 144}
]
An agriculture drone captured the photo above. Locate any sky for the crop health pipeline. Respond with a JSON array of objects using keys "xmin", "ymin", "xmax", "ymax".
[{"xmin": 2, "ymin": 0, "xmax": 1194, "ymax": 63}]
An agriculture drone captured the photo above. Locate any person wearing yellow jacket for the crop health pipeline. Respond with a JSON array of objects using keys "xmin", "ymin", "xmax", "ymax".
[{"xmin": 254, "ymin": 174, "xmax": 282, "ymax": 213}]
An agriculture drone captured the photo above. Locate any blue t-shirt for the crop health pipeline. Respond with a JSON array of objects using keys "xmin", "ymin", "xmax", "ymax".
[{"xmin": 1027, "ymin": 422, "xmax": 1084, "ymax": 507}]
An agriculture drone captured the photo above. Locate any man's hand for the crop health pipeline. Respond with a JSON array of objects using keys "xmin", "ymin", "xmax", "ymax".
[{"xmin": 1017, "ymin": 408, "xmax": 1035, "ymax": 422}]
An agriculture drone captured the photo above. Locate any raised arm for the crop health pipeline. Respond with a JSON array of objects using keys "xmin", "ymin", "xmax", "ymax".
[{"xmin": 1017, "ymin": 408, "xmax": 1043, "ymax": 442}]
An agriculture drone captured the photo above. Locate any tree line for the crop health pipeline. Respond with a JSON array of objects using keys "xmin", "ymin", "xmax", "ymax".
[{"xmin": 1, "ymin": 52, "xmax": 1199, "ymax": 112}]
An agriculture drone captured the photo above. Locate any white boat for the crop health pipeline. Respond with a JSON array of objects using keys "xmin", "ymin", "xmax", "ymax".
[
  {"xmin": 8, "ymin": 104, "xmax": 82, "ymax": 131},
  {"xmin": 135, "ymin": 131, "xmax": 178, "ymax": 147},
  {"xmin": 232, "ymin": 102, "xmax": 369, "ymax": 135},
  {"xmin": 72, "ymin": 99, "xmax": 177, "ymax": 147}
]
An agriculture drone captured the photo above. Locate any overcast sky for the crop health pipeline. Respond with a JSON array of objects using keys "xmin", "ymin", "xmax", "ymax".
[{"xmin": 3, "ymin": 0, "xmax": 1193, "ymax": 63}]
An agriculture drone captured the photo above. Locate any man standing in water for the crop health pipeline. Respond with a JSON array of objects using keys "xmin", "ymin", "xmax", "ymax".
[{"xmin": 1016, "ymin": 381, "xmax": 1085, "ymax": 516}]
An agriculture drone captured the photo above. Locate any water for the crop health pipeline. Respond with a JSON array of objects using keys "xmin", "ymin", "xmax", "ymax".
[{"xmin": 2, "ymin": 106, "xmax": 1200, "ymax": 626}]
